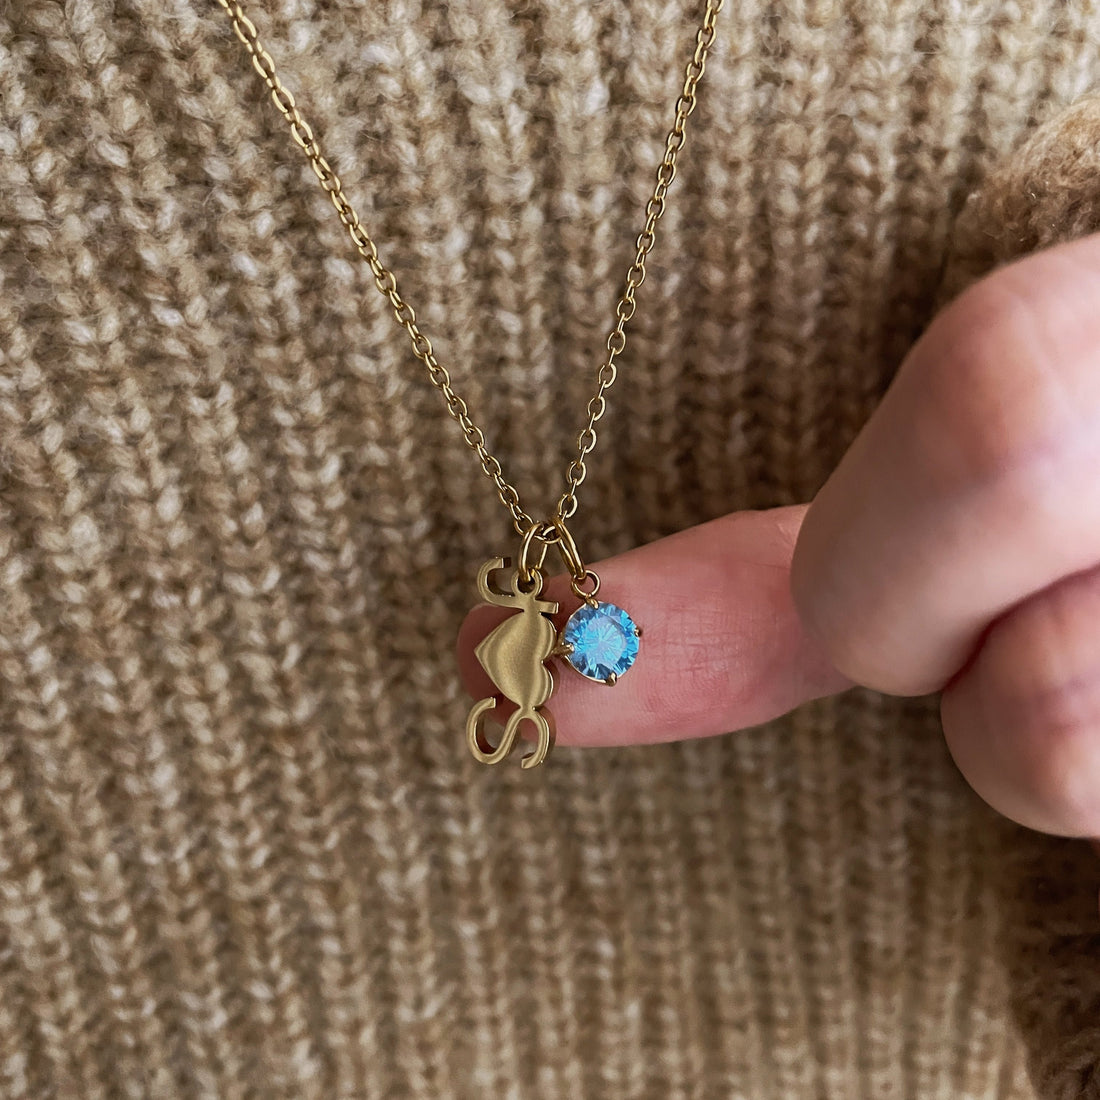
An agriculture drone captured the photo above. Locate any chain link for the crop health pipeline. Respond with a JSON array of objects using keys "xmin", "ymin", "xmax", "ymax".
[{"xmin": 215, "ymin": 0, "xmax": 723, "ymax": 534}]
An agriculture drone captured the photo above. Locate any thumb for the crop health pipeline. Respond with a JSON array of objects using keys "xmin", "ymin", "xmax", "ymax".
[{"xmin": 456, "ymin": 505, "xmax": 850, "ymax": 748}]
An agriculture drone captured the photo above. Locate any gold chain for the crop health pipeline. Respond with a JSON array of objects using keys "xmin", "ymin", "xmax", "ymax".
[{"xmin": 215, "ymin": 0, "xmax": 723, "ymax": 536}]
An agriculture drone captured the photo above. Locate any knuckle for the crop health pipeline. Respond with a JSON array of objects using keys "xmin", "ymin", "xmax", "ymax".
[
  {"xmin": 944, "ymin": 684, "xmax": 1100, "ymax": 837},
  {"xmin": 1011, "ymin": 701, "xmax": 1100, "ymax": 837},
  {"xmin": 921, "ymin": 273, "xmax": 1070, "ymax": 491},
  {"xmin": 950, "ymin": 582, "xmax": 1100, "ymax": 836},
  {"xmin": 1013, "ymin": 599, "xmax": 1100, "ymax": 836}
]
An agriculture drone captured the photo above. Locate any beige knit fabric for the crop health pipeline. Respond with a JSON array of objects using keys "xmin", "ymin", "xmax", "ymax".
[{"xmin": 3, "ymin": 1, "xmax": 1100, "ymax": 1097}]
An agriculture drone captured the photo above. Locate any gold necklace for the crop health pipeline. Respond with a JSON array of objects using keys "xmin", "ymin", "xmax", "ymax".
[{"xmin": 216, "ymin": 0, "xmax": 723, "ymax": 769}]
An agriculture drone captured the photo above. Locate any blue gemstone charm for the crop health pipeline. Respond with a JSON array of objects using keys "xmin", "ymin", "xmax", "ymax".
[{"xmin": 561, "ymin": 601, "xmax": 640, "ymax": 684}]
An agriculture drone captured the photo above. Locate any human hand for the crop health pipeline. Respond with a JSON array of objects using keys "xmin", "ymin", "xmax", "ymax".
[{"xmin": 459, "ymin": 233, "xmax": 1100, "ymax": 839}]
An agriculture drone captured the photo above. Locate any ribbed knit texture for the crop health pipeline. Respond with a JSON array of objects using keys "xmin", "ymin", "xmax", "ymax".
[{"xmin": 2, "ymin": 1, "xmax": 1100, "ymax": 1096}]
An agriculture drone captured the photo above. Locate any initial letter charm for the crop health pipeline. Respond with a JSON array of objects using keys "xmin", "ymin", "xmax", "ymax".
[{"xmin": 466, "ymin": 558, "xmax": 559, "ymax": 770}]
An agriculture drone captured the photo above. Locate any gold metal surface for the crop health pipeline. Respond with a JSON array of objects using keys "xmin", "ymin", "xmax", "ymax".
[
  {"xmin": 551, "ymin": 517, "xmax": 586, "ymax": 584},
  {"xmin": 569, "ymin": 569, "xmax": 601, "ymax": 608},
  {"xmin": 215, "ymin": 0, "xmax": 724, "ymax": 534},
  {"xmin": 465, "ymin": 559, "xmax": 559, "ymax": 770},
  {"xmin": 517, "ymin": 522, "xmax": 550, "ymax": 586}
]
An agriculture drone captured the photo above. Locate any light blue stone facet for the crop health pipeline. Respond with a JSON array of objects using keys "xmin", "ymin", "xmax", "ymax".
[{"xmin": 562, "ymin": 601, "xmax": 640, "ymax": 683}]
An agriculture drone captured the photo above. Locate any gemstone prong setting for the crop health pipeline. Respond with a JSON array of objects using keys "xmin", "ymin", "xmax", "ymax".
[{"xmin": 560, "ymin": 601, "xmax": 640, "ymax": 684}]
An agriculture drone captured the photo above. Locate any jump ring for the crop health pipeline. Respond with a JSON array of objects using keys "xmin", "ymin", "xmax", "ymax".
[
  {"xmin": 569, "ymin": 568, "xmax": 601, "ymax": 607},
  {"xmin": 518, "ymin": 522, "xmax": 549, "ymax": 583},
  {"xmin": 551, "ymin": 517, "xmax": 587, "ymax": 582}
]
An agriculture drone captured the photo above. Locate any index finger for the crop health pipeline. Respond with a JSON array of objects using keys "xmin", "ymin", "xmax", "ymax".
[{"xmin": 457, "ymin": 505, "xmax": 849, "ymax": 748}]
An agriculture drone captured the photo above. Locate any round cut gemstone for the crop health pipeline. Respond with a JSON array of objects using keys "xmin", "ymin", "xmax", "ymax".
[{"xmin": 562, "ymin": 601, "xmax": 640, "ymax": 683}]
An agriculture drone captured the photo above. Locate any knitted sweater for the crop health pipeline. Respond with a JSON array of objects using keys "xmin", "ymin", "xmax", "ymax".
[{"xmin": 3, "ymin": 1, "xmax": 1100, "ymax": 1096}]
